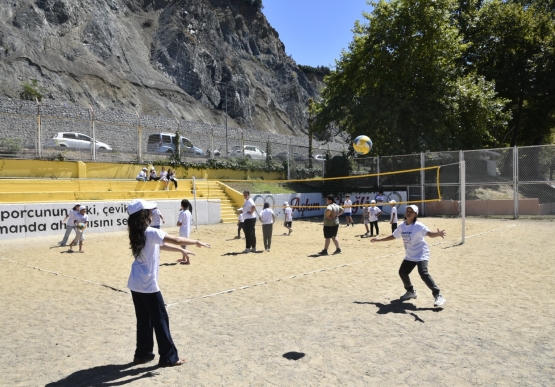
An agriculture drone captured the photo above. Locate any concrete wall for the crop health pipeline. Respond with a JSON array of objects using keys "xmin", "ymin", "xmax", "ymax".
[{"xmin": 0, "ymin": 199, "xmax": 221, "ymax": 241}]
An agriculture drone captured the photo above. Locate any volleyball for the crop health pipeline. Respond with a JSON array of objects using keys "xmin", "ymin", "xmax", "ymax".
[
  {"xmin": 77, "ymin": 223, "xmax": 85, "ymax": 230},
  {"xmin": 353, "ymin": 135, "xmax": 372, "ymax": 155}
]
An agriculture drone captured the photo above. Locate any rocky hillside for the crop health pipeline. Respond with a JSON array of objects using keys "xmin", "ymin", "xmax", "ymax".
[{"xmin": 0, "ymin": 0, "xmax": 321, "ymax": 136}]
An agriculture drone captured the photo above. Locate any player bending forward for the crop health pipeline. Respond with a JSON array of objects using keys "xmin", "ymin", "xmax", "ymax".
[{"xmin": 371, "ymin": 205, "xmax": 447, "ymax": 308}]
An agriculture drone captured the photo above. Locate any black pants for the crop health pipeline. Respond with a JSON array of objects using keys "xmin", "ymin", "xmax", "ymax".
[
  {"xmin": 238, "ymin": 222, "xmax": 244, "ymax": 238},
  {"xmin": 398, "ymin": 260, "xmax": 440, "ymax": 296},
  {"xmin": 262, "ymin": 224, "xmax": 273, "ymax": 250},
  {"xmin": 370, "ymin": 220, "xmax": 379, "ymax": 235},
  {"xmin": 244, "ymin": 218, "xmax": 257, "ymax": 249},
  {"xmin": 131, "ymin": 291, "xmax": 179, "ymax": 366},
  {"xmin": 170, "ymin": 178, "xmax": 178, "ymax": 188},
  {"xmin": 391, "ymin": 223, "xmax": 397, "ymax": 233}
]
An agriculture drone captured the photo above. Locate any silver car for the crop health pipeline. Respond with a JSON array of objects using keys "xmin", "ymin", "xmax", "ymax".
[
  {"xmin": 228, "ymin": 145, "xmax": 266, "ymax": 160},
  {"xmin": 45, "ymin": 132, "xmax": 112, "ymax": 151}
]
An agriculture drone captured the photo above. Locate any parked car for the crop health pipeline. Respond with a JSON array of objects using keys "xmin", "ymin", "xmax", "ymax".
[
  {"xmin": 45, "ymin": 132, "xmax": 112, "ymax": 151},
  {"xmin": 228, "ymin": 145, "xmax": 266, "ymax": 160},
  {"xmin": 274, "ymin": 152, "xmax": 308, "ymax": 162},
  {"xmin": 146, "ymin": 133, "xmax": 204, "ymax": 155}
]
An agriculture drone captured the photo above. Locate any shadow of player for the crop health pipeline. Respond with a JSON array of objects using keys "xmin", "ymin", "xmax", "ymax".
[{"xmin": 354, "ymin": 300, "xmax": 443, "ymax": 323}]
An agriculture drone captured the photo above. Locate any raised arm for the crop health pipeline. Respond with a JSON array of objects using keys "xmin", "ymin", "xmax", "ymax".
[
  {"xmin": 371, "ymin": 234, "xmax": 396, "ymax": 243},
  {"xmin": 163, "ymin": 234, "xmax": 211, "ymax": 248},
  {"xmin": 426, "ymin": 228, "xmax": 446, "ymax": 239}
]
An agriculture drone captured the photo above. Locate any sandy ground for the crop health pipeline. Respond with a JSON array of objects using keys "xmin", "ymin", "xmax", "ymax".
[{"xmin": 1, "ymin": 217, "xmax": 554, "ymax": 387}]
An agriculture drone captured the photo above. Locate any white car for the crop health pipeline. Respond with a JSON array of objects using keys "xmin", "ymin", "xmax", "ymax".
[
  {"xmin": 45, "ymin": 132, "xmax": 112, "ymax": 151},
  {"xmin": 228, "ymin": 145, "xmax": 266, "ymax": 160}
]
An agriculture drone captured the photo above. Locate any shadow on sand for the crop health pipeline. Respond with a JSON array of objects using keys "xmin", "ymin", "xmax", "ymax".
[{"xmin": 354, "ymin": 299, "xmax": 443, "ymax": 323}]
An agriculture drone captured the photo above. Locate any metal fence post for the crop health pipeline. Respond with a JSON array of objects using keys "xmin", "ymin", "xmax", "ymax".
[
  {"xmin": 89, "ymin": 105, "xmax": 96, "ymax": 161},
  {"xmin": 461, "ymin": 159, "xmax": 466, "ymax": 244},
  {"xmin": 36, "ymin": 98, "xmax": 42, "ymax": 158},
  {"xmin": 420, "ymin": 152, "xmax": 425, "ymax": 215},
  {"xmin": 513, "ymin": 146, "xmax": 519, "ymax": 219},
  {"xmin": 134, "ymin": 110, "xmax": 142, "ymax": 162},
  {"xmin": 287, "ymin": 136, "xmax": 291, "ymax": 180},
  {"xmin": 376, "ymin": 156, "xmax": 380, "ymax": 188}
]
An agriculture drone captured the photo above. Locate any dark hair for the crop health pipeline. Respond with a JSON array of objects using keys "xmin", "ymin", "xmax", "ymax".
[
  {"xmin": 263, "ymin": 202, "xmax": 270, "ymax": 209},
  {"xmin": 181, "ymin": 199, "xmax": 193, "ymax": 212},
  {"xmin": 128, "ymin": 209, "xmax": 151, "ymax": 258},
  {"xmin": 326, "ymin": 195, "xmax": 335, "ymax": 202},
  {"xmin": 243, "ymin": 190, "xmax": 250, "ymax": 195}
]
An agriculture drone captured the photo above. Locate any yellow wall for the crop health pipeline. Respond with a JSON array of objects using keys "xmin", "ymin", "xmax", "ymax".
[{"xmin": 0, "ymin": 159, "xmax": 285, "ymax": 180}]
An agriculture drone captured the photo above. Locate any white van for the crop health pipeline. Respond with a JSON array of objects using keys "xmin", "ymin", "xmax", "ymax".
[{"xmin": 146, "ymin": 133, "xmax": 204, "ymax": 155}]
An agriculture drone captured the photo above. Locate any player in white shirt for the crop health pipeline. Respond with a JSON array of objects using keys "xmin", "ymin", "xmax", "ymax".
[
  {"xmin": 68, "ymin": 206, "xmax": 89, "ymax": 253},
  {"xmin": 259, "ymin": 202, "xmax": 275, "ymax": 252},
  {"xmin": 389, "ymin": 200, "xmax": 398, "ymax": 232},
  {"xmin": 368, "ymin": 200, "xmax": 382, "ymax": 236},
  {"xmin": 59, "ymin": 203, "xmax": 80, "ymax": 246},
  {"xmin": 177, "ymin": 199, "xmax": 192, "ymax": 259},
  {"xmin": 242, "ymin": 191, "xmax": 257, "ymax": 253},
  {"xmin": 126, "ymin": 199, "xmax": 210, "ymax": 367},
  {"xmin": 343, "ymin": 195, "xmax": 354, "ymax": 227},
  {"xmin": 150, "ymin": 208, "xmax": 165, "ymax": 229},
  {"xmin": 361, "ymin": 201, "xmax": 371, "ymax": 236},
  {"xmin": 283, "ymin": 201, "xmax": 293, "ymax": 235},
  {"xmin": 136, "ymin": 167, "xmax": 148, "ymax": 181},
  {"xmin": 370, "ymin": 205, "xmax": 447, "ymax": 308}
]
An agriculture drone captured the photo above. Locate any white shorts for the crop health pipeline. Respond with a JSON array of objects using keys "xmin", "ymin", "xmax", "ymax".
[{"xmin": 363, "ymin": 219, "xmax": 370, "ymax": 225}]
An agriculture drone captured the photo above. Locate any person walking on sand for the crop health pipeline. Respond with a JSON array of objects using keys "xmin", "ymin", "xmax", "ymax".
[
  {"xmin": 68, "ymin": 206, "xmax": 89, "ymax": 253},
  {"xmin": 242, "ymin": 191, "xmax": 257, "ymax": 253},
  {"xmin": 361, "ymin": 201, "xmax": 371, "ymax": 236},
  {"xmin": 283, "ymin": 201, "xmax": 293, "ymax": 235},
  {"xmin": 389, "ymin": 200, "xmax": 398, "ymax": 233},
  {"xmin": 371, "ymin": 205, "xmax": 447, "ymax": 308},
  {"xmin": 150, "ymin": 207, "xmax": 165, "ymax": 229},
  {"xmin": 59, "ymin": 203, "xmax": 80, "ymax": 246},
  {"xmin": 369, "ymin": 200, "xmax": 382, "ymax": 237},
  {"xmin": 236, "ymin": 208, "xmax": 244, "ymax": 239},
  {"xmin": 343, "ymin": 194, "xmax": 354, "ymax": 227},
  {"xmin": 259, "ymin": 202, "xmax": 275, "ymax": 252},
  {"xmin": 319, "ymin": 195, "xmax": 344, "ymax": 256},
  {"xmin": 126, "ymin": 199, "xmax": 210, "ymax": 367},
  {"xmin": 177, "ymin": 199, "xmax": 192, "ymax": 243}
]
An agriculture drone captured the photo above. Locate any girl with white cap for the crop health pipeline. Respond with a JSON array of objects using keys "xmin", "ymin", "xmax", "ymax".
[
  {"xmin": 283, "ymin": 201, "xmax": 293, "ymax": 235},
  {"xmin": 371, "ymin": 204, "xmax": 447, "ymax": 308},
  {"xmin": 126, "ymin": 199, "xmax": 210, "ymax": 367},
  {"xmin": 389, "ymin": 200, "xmax": 398, "ymax": 232}
]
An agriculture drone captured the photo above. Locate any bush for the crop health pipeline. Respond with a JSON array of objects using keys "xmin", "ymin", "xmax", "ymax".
[{"xmin": 0, "ymin": 138, "xmax": 23, "ymax": 154}]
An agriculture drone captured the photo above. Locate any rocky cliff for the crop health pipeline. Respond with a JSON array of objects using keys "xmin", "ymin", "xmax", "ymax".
[{"xmin": 0, "ymin": 0, "xmax": 321, "ymax": 136}]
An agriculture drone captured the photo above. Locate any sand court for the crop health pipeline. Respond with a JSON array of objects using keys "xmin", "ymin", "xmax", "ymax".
[{"xmin": 1, "ymin": 217, "xmax": 554, "ymax": 386}]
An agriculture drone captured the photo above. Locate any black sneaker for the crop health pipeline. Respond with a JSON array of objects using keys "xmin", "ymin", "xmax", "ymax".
[
  {"xmin": 333, "ymin": 248, "xmax": 342, "ymax": 255},
  {"xmin": 318, "ymin": 249, "xmax": 328, "ymax": 255}
]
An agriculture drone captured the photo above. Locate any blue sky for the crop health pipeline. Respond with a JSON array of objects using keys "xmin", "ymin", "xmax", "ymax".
[{"xmin": 262, "ymin": 0, "xmax": 373, "ymax": 68}]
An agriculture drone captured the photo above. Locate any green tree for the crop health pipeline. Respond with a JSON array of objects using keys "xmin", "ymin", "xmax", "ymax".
[
  {"xmin": 467, "ymin": 0, "xmax": 555, "ymax": 146},
  {"xmin": 20, "ymin": 79, "xmax": 46, "ymax": 102},
  {"xmin": 314, "ymin": 0, "xmax": 508, "ymax": 155}
]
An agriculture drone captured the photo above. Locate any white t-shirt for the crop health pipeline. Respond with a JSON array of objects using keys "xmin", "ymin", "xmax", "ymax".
[
  {"xmin": 178, "ymin": 209, "xmax": 192, "ymax": 238},
  {"xmin": 159, "ymin": 170, "xmax": 168, "ymax": 181},
  {"xmin": 127, "ymin": 227, "xmax": 166, "ymax": 293},
  {"xmin": 369, "ymin": 206, "xmax": 381, "ymax": 222},
  {"xmin": 259, "ymin": 208, "xmax": 274, "ymax": 224},
  {"xmin": 362, "ymin": 207, "xmax": 369, "ymax": 220},
  {"xmin": 151, "ymin": 208, "xmax": 163, "ymax": 227},
  {"xmin": 136, "ymin": 170, "xmax": 147, "ymax": 179},
  {"xmin": 393, "ymin": 221, "xmax": 430, "ymax": 262},
  {"xmin": 344, "ymin": 199, "xmax": 352, "ymax": 214},
  {"xmin": 66, "ymin": 209, "xmax": 78, "ymax": 226},
  {"xmin": 390, "ymin": 207, "xmax": 398, "ymax": 223},
  {"xmin": 74, "ymin": 213, "xmax": 89, "ymax": 226},
  {"xmin": 242, "ymin": 198, "xmax": 256, "ymax": 220},
  {"xmin": 284, "ymin": 206, "xmax": 293, "ymax": 221}
]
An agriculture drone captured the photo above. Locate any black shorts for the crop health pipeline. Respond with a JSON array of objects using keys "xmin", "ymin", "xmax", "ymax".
[
  {"xmin": 285, "ymin": 221, "xmax": 292, "ymax": 227},
  {"xmin": 323, "ymin": 225, "xmax": 339, "ymax": 239}
]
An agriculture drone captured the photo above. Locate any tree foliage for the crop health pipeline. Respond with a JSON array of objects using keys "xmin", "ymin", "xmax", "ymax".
[
  {"xmin": 315, "ymin": 0, "xmax": 554, "ymax": 155},
  {"xmin": 20, "ymin": 79, "xmax": 46, "ymax": 102}
]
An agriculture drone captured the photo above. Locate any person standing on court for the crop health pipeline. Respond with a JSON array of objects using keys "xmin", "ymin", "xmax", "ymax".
[
  {"xmin": 236, "ymin": 208, "xmax": 244, "ymax": 239},
  {"xmin": 150, "ymin": 207, "xmax": 165, "ymax": 229},
  {"xmin": 242, "ymin": 191, "xmax": 257, "ymax": 253},
  {"xmin": 259, "ymin": 202, "xmax": 275, "ymax": 252},
  {"xmin": 369, "ymin": 200, "xmax": 382, "ymax": 237},
  {"xmin": 283, "ymin": 201, "xmax": 293, "ymax": 235},
  {"xmin": 68, "ymin": 206, "xmax": 89, "ymax": 253},
  {"xmin": 126, "ymin": 199, "xmax": 210, "ymax": 367},
  {"xmin": 319, "ymin": 195, "xmax": 344, "ymax": 255},
  {"xmin": 343, "ymin": 194, "xmax": 354, "ymax": 227},
  {"xmin": 389, "ymin": 200, "xmax": 398, "ymax": 232},
  {"xmin": 177, "ymin": 199, "xmax": 193, "ymax": 261},
  {"xmin": 370, "ymin": 204, "xmax": 447, "ymax": 308},
  {"xmin": 59, "ymin": 203, "xmax": 80, "ymax": 246},
  {"xmin": 375, "ymin": 191, "xmax": 385, "ymax": 218}
]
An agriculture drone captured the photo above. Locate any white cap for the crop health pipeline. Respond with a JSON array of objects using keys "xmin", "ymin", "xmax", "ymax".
[
  {"xmin": 127, "ymin": 199, "xmax": 157, "ymax": 215},
  {"xmin": 283, "ymin": 201, "xmax": 288, "ymax": 206},
  {"xmin": 389, "ymin": 200, "xmax": 396, "ymax": 204},
  {"xmin": 370, "ymin": 200, "xmax": 376, "ymax": 204},
  {"xmin": 407, "ymin": 205, "xmax": 419, "ymax": 214},
  {"xmin": 79, "ymin": 206, "xmax": 87, "ymax": 211},
  {"xmin": 142, "ymin": 167, "xmax": 147, "ymax": 171}
]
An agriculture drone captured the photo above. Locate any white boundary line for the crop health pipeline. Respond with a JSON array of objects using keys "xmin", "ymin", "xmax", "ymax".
[{"xmin": 1, "ymin": 224, "xmax": 516, "ymax": 306}]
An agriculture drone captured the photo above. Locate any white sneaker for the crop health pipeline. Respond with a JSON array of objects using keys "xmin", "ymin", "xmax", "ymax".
[
  {"xmin": 400, "ymin": 290, "xmax": 417, "ymax": 301},
  {"xmin": 434, "ymin": 294, "xmax": 446, "ymax": 307},
  {"xmin": 243, "ymin": 248, "xmax": 250, "ymax": 253}
]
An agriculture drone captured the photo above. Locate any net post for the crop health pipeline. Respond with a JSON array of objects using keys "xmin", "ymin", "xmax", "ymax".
[
  {"xmin": 192, "ymin": 176, "xmax": 198, "ymax": 230},
  {"xmin": 460, "ymin": 159, "xmax": 466, "ymax": 244},
  {"xmin": 420, "ymin": 152, "xmax": 425, "ymax": 215},
  {"xmin": 513, "ymin": 146, "xmax": 519, "ymax": 220}
]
